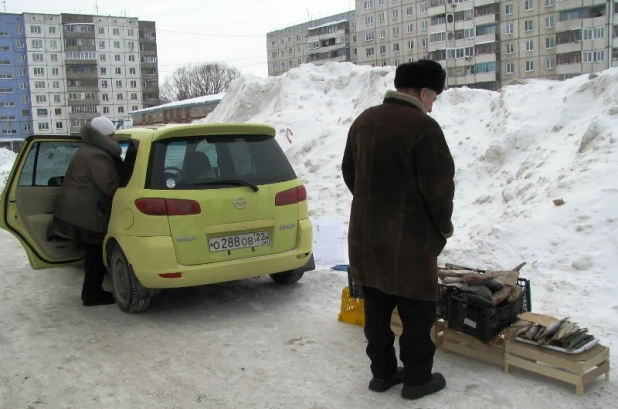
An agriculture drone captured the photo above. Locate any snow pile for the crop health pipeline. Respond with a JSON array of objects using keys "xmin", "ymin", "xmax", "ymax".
[
  {"xmin": 206, "ymin": 63, "xmax": 618, "ymax": 352},
  {"xmin": 0, "ymin": 148, "xmax": 17, "ymax": 191}
]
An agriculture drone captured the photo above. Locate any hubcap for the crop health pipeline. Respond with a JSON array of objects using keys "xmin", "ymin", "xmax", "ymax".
[{"xmin": 113, "ymin": 255, "xmax": 130, "ymax": 304}]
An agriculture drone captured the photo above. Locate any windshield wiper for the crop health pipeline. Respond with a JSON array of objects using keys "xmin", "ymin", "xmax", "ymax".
[{"xmin": 193, "ymin": 179, "xmax": 259, "ymax": 192}]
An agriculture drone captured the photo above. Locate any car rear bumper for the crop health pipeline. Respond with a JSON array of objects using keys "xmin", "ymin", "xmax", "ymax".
[{"xmin": 111, "ymin": 219, "xmax": 313, "ymax": 289}]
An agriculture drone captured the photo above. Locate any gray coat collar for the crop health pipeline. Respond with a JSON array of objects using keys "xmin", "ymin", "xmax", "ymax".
[
  {"xmin": 384, "ymin": 90, "xmax": 427, "ymax": 114},
  {"xmin": 79, "ymin": 123, "xmax": 121, "ymax": 158}
]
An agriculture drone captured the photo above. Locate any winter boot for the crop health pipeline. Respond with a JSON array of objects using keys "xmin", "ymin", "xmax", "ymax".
[
  {"xmin": 368, "ymin": 367, "xmax": 405, "ymax": 392},
  {"xmin": 401, "ymin": 373, "xmax": 446, "ymax": 400},
  {"xmin": 82, "ymin": 290, "xmax": 115, "ymax": 307}
]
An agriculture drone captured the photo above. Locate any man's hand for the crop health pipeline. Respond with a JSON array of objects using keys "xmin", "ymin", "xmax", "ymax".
[{"xmin": 441, "ymin": 221, "xmax": 454, "ymax": 239}]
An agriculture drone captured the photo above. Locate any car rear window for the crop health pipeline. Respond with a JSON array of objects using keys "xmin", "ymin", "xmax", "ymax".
[{"xmin": 146, "ymin": 134, "xmax": 297, "ymax": 190}]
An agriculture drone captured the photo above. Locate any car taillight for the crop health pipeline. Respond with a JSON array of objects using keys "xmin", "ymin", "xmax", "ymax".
[
  {"xmin": 275, "ymin": 185, "xmax": 307, "ymax": 206},
  {"xmin": 135, "ymin": 198, "xmax": 201, "ymax": 216}
]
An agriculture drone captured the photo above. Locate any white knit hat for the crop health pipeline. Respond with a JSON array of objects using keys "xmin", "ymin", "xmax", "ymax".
[{"xmin": 90, "ymin": 116, "xmax": 117, "ymax": 137}]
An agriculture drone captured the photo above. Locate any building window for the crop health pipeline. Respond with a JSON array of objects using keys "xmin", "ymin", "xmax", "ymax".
[
  {"xmin": 525, "ymin": 0, "xmax": 533, "ymax": 11},
  {"xmin": 114, "ymin": 41, "xmax": 121, "ymax": 48},
  {"xmin": 100, "ymin": 54, "xmax": 106, "ymax": 61},
  {"xmin": 130, "ymin": 68, "xmax": 136, "ymax": 75},
  {"xmin": 113, "ymin": 28, "xmax": 120, "ymax": 35},
  {"xmin": 525, "ymin": 21, "xmax": 533, "ymax": 31},
  {"xmin": 114, "ymin": 55, "xmax": 121, "ymax": 62},
  {"xmin": 117, "ymin": 93, "xmax": 123, "ymax": 100},
  {"xmin": 32, "ymin": 53, "xmax": 43, "ymax": 62},
  {"xmin": 118, "ymin": 106, "xmax": 124, "ymax": 113},
  {"xmin": 53, "ymin": 81, "xmax": 60, "ymax": 89},
  {"xmin": 116, "ymin": 80, "xmax": 123, "ymax": 87},
  {"xmin": 392, "ymin": 9, "xmax": 399, "ymax": 20},
  {"xmin": 505, "ymin": 4, "xmax": 513, "ymax": 15},
  {"xmin": 422, "ymin": 38, "xmax": 429, "ymax": 48},
  {"xmin": 379, "ymin": 30, "xmax": 386, "ymax": 39},
  {"xmin": 132, "ymin": 106, "xmax": 138, "ymax": 112},
  {"xmin": 546, "ymin": 37, "xmax": 555, "ymax": 49},
  {"xmin": 407, "ymin": 6, "xmax": 413, "ymax": 16},
  {"xmin": 130, "ymin": 80, "xmax": 137, "ymax": 88},
  {"xmin": 116, "ymin": 67, "xmax": 122, "ymax": 74},
  {"xmin": 34, "ymin": 67, "xmax": 44, "ymax": 76},
  {"xmin": 102, "ymin": 80, "xmax": 108, "ymax": 88},
  {"xmin": 37, "ymin": 108, "xmax": 48, "ymax": 117},
  {"xmin": 364, "ymin": 0, "xmax": 373, "ymax": 9},
  {"xmin": 54, "ymin": 95, "xmax": 61, "ymax": 103},
  {"xmin": 506, "ymin": 43, "xmax": 514, "ymax": 54},
  {"xmin": 407, "ymin": 23, "xmax": 413, "ymax": 33},
  {"xmin": 128, "ymin": 29, "xmax": 135, "ymax": 36},
  {"xmin": 366, "ymin": 47, "xmax": 375, "ymax": 57},
  {"xmin": 526, "ymin": 40, "xmax": 534, "ymax": 52},
  {"xmin": 393, "ymin": 26, "xmax": 400, "ymax": 36},
  {"xmin": 35, "ymin": 95, "xmax": 47, "ymax": 103},
  {"xmin": 525, "ymin": 61, "xmax": 534, "ymax": 72},
  {"xmin": 101, "ymin": 67, "xmax": 107, "ymax": 75},
  {"xmin": 34, "ymin": 81, "xmax": 45, "ymax": 89},
  {"xmin": 16, "ymin": 40, "xmax": 24, "ymax": 48},
  {"xmin": 30, "ymin": 26, "xmax": 41, "ymax": 34},
  {"xmin": 31, "ymin": 39, "xmax": 42, "ymax": 48},
  {"xmin": 365, "ymin": 16, "xmax": 374, "ymax": 25},
  {"xmin": 102, "ymin": 94, "xmax": 109, "ymax": 101},
  {"xmin": 545, "ymin": 0, "xmax": 554, "ymax": 6},
  {"xmin": 99, "ymin": 40, "xmax": 106, "ymax": 49},
  {"xmin": 129, "ymin": 55, "xmax": 136, "ymax": 62},
  {"xmin": 55, "ymin": 122, "xmax": 63, "ymax": 129},
  {"xmin": 16, "ymin": 26, "xmax": 23, "ymax": 34},
  {"xmin": 393, "ymin": 43, "xmax": 400, "ymax": 52},
  {"xmin": 131, "ymin": 93, "xmax": 138, "ymax": 100},
  {"xmin": 546, "ymin": 16, "xmax": 555, "ymax": 28},
  {"xmin": 19, "ymin": 68, "xmax": 26, "ymax": 76},
  {"xmin": 421, "ymin": 3, "xmax": 428, "ymax": 13},
  {"xmin": 582, "ymin": 50, "xmax": 605, "ymax": 63},
  {"xmin": 366, "ymin": 32, "xmax": 374, "ymax": 41},
  {"xmin": 20, "ymin": 83, "xmax": 27, "ymax": 90},
  {"xmin": 505, "ymin": 23, "xmax": 513, "ymax": 35},
  {"xmin": 422, "ymin": 21, "xmax": 428, "ymax": 31},
  {"xmin": 546, "ymin": 58, "xmax": 554, "ymax": 69},
  {"xmin": 408, "ymin": 40, "xmax": 414, "ymax": 50},
  {"xmin": 50, "ymin": 40, "xmax": 57, "ymax": 48},
  {"xmin": 583, "ymin": 27, "xmax": 604, "ymax": 41},
  {"xmin": 38, "ymin": 122, "xmax": 49, "ymax": 131},
  {"xmin": 378, "ymin": 12, "xmax": 385, "ymax": 23},
  {"xmin": 99, "ymin": 27, "xmax": 105, "ymax": 35},
  {"xmin": 380, "ymin": 45, "xmax": 386, "ymax": 54},
  {"xmin": 22, "ymin": 96, "xmax": 28, "ymax": 104},
  {"xmin": 103, "ymin": 106, "xmax": 109, "ymax": 114}
]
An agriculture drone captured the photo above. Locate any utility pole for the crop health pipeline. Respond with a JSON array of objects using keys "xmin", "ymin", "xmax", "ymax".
[{"xmin": 2, "ymin": 0, "xmax": 6, "ymax": 13}]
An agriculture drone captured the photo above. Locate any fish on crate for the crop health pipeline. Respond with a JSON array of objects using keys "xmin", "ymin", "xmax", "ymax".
[{"xmin": 515, "ymin": 317, "xmax": 597, "ymax": 352}]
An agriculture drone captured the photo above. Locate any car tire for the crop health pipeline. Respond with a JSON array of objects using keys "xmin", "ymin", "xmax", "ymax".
[
  {"xmin": 110, "ymin": 245, "xmax": 151, "ymax": 314},
  {"xmin": 269, "ymin": 268, "xmax": 304, "ymax": 284}
]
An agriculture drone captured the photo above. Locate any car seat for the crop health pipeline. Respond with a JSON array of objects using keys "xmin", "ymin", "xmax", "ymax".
[{"xmin": 183, "ymin": 151, "xmax": 213, "ymax": 180}]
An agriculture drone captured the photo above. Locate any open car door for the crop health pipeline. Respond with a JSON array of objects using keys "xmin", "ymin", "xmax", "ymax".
[{"xmin": 0, "ymin": 135, "xmax": 85, "ymax": 269}]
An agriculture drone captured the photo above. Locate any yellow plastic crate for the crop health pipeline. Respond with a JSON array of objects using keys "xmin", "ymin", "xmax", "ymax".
[{"xmin": 338, "ymin": 286, "xmax": 365, "ymax": 327}]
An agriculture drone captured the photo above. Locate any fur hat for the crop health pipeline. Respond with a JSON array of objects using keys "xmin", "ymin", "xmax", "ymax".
[
  {"xmin": 394, "ymin": 60, "xmax": 446, "ymax": 95},
  {"xmin": 90, "ymin": 116, "xmax": 117, "ymax": 137}
]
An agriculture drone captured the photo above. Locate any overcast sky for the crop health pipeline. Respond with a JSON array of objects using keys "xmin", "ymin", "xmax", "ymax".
[{"xmin": 9, "ymin": 0, "xmax": 355, "ymax": 83}]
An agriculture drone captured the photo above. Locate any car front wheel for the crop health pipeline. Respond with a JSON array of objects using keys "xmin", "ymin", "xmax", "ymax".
[{"xmin": 110, "ymin": 245, "xmax": 151, "ymax": 314}]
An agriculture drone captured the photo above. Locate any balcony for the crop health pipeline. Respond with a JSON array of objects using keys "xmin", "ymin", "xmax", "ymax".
[
  {"xmin": 474, "ymin": 0, "xmax": 499, "ymax": 7},
  {"xmin": 556, "ymin": 63, "xmax": 583, "ymax": 75},
  {"xmin": 474, "ymin": 13, "xmax": 497, "ymax": 26},
  {"xmin": 68, "ymin": 99, "xmax": 99, "ymax": 106},
  {"xmin": 475, "ymin": 53, "xmax": 497, "ymax": 63},
  {"xmin": 428, "ymin": 5, "xmax": 446, "ymax": 17},
  {"xmin": 307, "ymin": 29, "xmax": 347, "ymax": 43},
  {"xmin": 66, "ymin": 72, "xmax": 98, "ymax": 80},
  {"xmin": 556, "ymin": 42, "xmax": 583, "ymax": 54},
  {"xmin": 429, "ymin": 23, "xmax": 447, "ymax": 34},
  {"xmin": 475, "ymin": 33, "xmax": 496, "ymax": 45},
  {"xmin": 476, "ymin": 71, "xmax": 497, "ymax": 82},
  {"xmin": 429, "ymin": 41, "xmax": 447, "ymax": 52}
]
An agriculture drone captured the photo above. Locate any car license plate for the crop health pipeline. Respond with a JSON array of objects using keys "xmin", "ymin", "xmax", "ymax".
[{"xmin": 208, "ymin": 231, "xmax": 270, "ymax": 252}]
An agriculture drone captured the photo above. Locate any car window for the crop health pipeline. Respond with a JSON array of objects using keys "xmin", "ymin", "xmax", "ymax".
[
  {"xmin": 18, "ymin": 141, "xmax": 82, "ymax": 187},
  {"xmin": 147, "ymin": 134, "xmax": 297, "ymax": 190}
]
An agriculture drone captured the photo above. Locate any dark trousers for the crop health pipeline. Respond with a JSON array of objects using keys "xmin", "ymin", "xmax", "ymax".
[
  {"xmin": 82, "ymin": 243, "xmax": 107, "ymax": 299},
  {"xmin": 362, "ymin": 286, "xmax": 437, "ymax": 386}
]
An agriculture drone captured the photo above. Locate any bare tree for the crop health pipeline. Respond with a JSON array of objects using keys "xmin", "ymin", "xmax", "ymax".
[{"xmin": 160, "ymin": 62, "xmax": 241, "ymax": 103}]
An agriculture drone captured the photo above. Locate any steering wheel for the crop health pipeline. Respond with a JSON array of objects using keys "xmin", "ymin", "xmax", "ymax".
[{"xmin": 163, "ymin": 166, "xmax": 188, "ymax": 179}]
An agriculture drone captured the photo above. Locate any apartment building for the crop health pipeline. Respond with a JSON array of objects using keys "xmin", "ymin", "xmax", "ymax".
[
  {"xmin": 266, "ymin": 11, "xmax": 356, "ymax": 76},
  {"xmin": 0, "ymin": 12, "xmax": 159, "ymax": 137},
  {"xmin": 268, "ymin": 0, "xmax": 618, "ymax": 90},
  {"xmin": 0, "ymin": 14, "xmax": 33, "ymax": 139}
]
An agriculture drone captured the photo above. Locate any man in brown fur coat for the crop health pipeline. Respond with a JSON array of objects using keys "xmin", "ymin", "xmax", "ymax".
[{"xmin": 342, "ymin": 60, "xmax": 455, "ymax": 401}]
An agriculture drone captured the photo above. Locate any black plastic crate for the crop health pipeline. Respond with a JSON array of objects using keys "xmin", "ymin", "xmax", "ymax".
[
  {"xmin": 447, "ymin": 278, "xmax": 531, "ymax": 343},
  {"xmin": 437, "ymin": 283, "xmax": 459, "ymax": 320}
]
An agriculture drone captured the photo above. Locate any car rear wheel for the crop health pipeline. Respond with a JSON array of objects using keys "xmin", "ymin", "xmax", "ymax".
[
  {"xmin": 269, "ymin": 268, "xmax": 304, "ymax": 284},
  {"xmin": 110, "ymin": 245, "xmax": 151, "ymax": 314}
]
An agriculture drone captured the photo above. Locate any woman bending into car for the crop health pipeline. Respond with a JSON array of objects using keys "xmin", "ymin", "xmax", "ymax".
[{"xmin": 51, "ymin": 116, "xmax": 122, "ymax": 306}]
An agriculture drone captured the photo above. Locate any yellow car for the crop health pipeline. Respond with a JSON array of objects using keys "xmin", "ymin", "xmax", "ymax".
[{"xmin": 0, "ymin": 123, "xmax": 314, "ymax": 313}]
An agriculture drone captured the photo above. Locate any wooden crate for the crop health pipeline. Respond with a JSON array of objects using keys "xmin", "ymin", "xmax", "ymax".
[
  {"xmin": 442, "ymin": 328, "xmax": 505, "ymax": 367},
  {"xmin": 505, "ymin": 340, "xmax": 610, "ymax": 396},
  {"xmin": 391, "ymin": 309, "xmax": 446, "ymax": 346}
]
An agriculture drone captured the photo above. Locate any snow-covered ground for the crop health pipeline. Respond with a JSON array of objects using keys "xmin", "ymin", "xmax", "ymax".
[{"xmin": 1, "ymin": 62, "xmax": 617, "ymax": 407}]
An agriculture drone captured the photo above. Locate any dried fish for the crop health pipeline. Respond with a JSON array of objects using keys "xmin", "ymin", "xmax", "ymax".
[
  {"xmin": 568, "ymin": 334, "xmax": 595, "ymax": 351},
  {"xmin": 542, "ymin": 317, "xmax": 570, "ymax": 341},
  {"xmin": 515, "ymin": 322, "xmax": 533, "ymax": 337},
  {"xmin": 524, "ymin": 323, "xmax": 542, "ymax": 340},
  {"xmin": 553, "ymin": 322, "xmax": 575, "ymax": 342}
]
